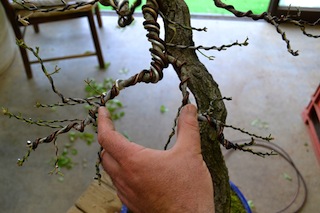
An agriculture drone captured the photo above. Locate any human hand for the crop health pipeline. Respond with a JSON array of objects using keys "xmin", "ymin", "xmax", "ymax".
[{"xmin": 98, "ymin": 104, "xmax": 214, "ymax": 213}]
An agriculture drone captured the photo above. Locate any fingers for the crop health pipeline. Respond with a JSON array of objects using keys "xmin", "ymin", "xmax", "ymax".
[
  {"xmin": 175, "ymin": 104, "xmax": 201, "ymax": 153},
  {"xmin": 98, "ymin": 106, "xmax": 116, "ymax": 132},
  {"xmin": 98, "ymin": 107, "xmax": 144, "ymax": 162},
  {"xmin": 100, "ymin": 149, "xmax": 119, "ymax": 176},
  {"xmin": 98, "ymin": 107, "xmax": 131, "ymax": 161}
]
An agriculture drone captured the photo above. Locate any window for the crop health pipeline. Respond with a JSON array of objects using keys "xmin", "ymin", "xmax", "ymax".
[{"xmin": 268, "ymin": 0, "xmax": 320, "ymax": 22}]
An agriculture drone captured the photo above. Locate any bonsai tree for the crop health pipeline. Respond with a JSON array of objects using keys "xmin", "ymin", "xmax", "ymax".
[{"xmin": 3, "ymin": 0, "xmax": 319, "ymax": 212}]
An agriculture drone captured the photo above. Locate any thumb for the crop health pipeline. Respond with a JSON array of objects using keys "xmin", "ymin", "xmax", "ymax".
[{"xmin": 174, "ymin": 104, "xmax": 201, "ymax": 153}]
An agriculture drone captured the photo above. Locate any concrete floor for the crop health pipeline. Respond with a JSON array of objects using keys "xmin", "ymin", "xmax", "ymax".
[{"xmin": 0, "ymin": 13, "xmax": 320, "ymax": 213}]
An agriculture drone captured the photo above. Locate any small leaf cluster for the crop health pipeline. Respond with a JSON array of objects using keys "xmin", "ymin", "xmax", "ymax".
[
  {"xmin": 85, "ymin": 78, "xmax": 125, "ymax": 120},
  {"xmin": 53, "ymin": 132, "xmax": 95, "ymax": 170},
  {"xmin": 55, "ymin": 144, "xmax": 77, "ymax": 170},
  {"xmin": 51, "ymin": 77, "xmax": 126, "ymax": 172}
]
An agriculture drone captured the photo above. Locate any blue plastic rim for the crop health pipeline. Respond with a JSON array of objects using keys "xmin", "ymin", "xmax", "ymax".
[
  {"xmin": 229, "ymin": 181, "xmax": 252, "ymax": 213},
  {"xmin": 121, "ymin": 181, "xmax": 252, "ymax": 213},
  {"xmin": 120, "ymin": 204, "xmax": 128, "ymax": 213}
]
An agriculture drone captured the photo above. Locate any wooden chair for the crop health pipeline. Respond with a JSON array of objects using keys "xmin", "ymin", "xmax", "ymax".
[{"xmin": 1, "ymin": 0, "xmax": 105, "ymax": 79}]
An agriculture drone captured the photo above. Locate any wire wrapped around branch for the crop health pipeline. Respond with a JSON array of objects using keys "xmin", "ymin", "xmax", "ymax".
[
  {"xmin": 213, "ymin": 0, "xmax": 267, "ymax": 20},
  {"xmin": 198, "ymin": 113, "xmax": 275, "ymax": 157},
  {"xmin": 99, "ymin": 0, "xmax": 142, "ymax": 27},
  {"xmin": 166, "ymin": 38, "xmax": 249, "ymax": 51},
  {"xmin": 158, "ymin": 11, "xmax": 207, "ymax": 32},
  {"xmin": 27, "ymin": 109, "xmax": 97, "ymax": 150},
  {"xmin": 274, "ymin": 15, "xmax": 320, "ymax": 38},
  {"xmin": 164, "ymin": 58, "xmax": 190, "ymax": 150},
  {"xmin": 212, "ymin": 0, "xmax": 320, "ymax": 56},
  {"xmin": 16, "ymin": 0, "xmax": 173, "ymax": 168},
  {"xmin": 1, "ymin": 108, "xmax": 82, "ymax": 128},
  {"xmin": 16, "ymin": 40, "xmax": 101, "ymax": 107}
]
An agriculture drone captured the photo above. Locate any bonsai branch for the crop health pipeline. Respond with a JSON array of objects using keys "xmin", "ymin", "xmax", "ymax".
[
  {"xmin": 166, "ymin": 37, "xmax": 249, "ymax": 51},
  {"xmin": 213, "ymin": 0, "xmax": 320, "ymax": 56}
]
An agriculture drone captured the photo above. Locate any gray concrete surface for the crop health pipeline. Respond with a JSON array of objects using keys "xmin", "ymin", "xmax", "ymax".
[{"xmin": 0, "ymin": 13, "xmax": 319, "ymax": 213}]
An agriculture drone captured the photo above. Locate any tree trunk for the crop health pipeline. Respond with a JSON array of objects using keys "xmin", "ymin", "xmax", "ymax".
[{"xmin": 158, "ymin": 0, "xmax": 231, "ymax": 212}]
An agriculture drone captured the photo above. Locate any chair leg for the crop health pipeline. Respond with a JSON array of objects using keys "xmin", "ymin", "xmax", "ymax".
[
  {"xmin": 1, "ymin": 0, "xmax": 32, "ymax": 78},
  {"xmin": 33, "ymin": 24, "xmax": 40, "ymax": 33},
  {"xmin": 87, "ymin": 11, "xmax": 105, "ymax": 69},
  {"xmin": 95, "ymin": 5, "xmax": 103, "ymax": 28},
  {"xmin": 19, "ymin": 46, "xmax": 33, "ymax": 79},
  {"xmin": 13, "ymin": 24, "xmax": 33, "ymax": 78}
]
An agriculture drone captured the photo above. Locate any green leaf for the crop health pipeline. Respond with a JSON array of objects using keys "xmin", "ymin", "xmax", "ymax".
[
  {"xmin": 160, "ymin": 105, "xmax": 168, "ymax": 113},
  {"xmin": 251, "ymin": 118, "xmax": 269, "ymax": 129},
  {"xmin": 70, "ymin": 148, "xmax": 78, "ymax": 155},
  {"xmin": 104, "ymin": 62, "xmax": 111, "ymax": 70},
  {"xmin": 69, "ymin": 136, "xmax": 76, "ymax": 142},
  {"xmin": 58, "ymin": 157, "xmax": 70, "ymax": 166},
  {"xmin": 112, "ymin": 99, "xmax": 123, "ymax": 107},
  {"xmin": 64, "ymin": 143, "xmax": 72, "ymax": 148},
  {"xmin": 247, "ymin": 200, "xmax": 255, "ymax": 209},
  {"xmin": 283, "ymin": 173, "xmax": 292, "ymax": 181},
  {"xmin": 95, "ymin": 62, "xmax": 110, "ymax": 71},
  {"xmin": 58, "ymin": 176, "xmax": 64, "ymax": 182},
  {"xmin": 119, "ymin": 68, "xmax": 129, "ymax": 74},
  {"xmin": 62, "ymin": 148, "xmax": 68, "ymax": 156}
]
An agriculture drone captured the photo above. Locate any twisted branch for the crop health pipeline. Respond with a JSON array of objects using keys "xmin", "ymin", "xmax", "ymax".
[
  {"xmin": 14, "ymin": 0, "xmax": 171, "ymax": 170},
  {"xmin": 198, "ymin": 113, "xmax": 274, "ymax": 157},
  {"xmin": 166, "ymin": 38, "xmax": 249, "ymax": 51},
  {"xmin": 10, "ymin": 0, "xmax": 318, "ymax": 185},
  {"xmin": 99, "ymin": 0, "xmax": 142, "ymax": 27},
  {"xmin": 2, "ymin": 108, "xmax": 82, "ymax": 128},
  {"xmin": 17, "ymin": 40, "xmax": 100, "ymax": 107},
  {"xmin": 159, "ymin": 11, "xmax": 207, "ymax": 32},
  {"xmin": 213, "ymin": 0, "xmax": 320, "ymax": 56}
]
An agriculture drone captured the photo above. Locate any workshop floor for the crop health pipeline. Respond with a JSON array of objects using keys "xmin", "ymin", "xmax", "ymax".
[{"xmin": 0, "ymin": 13, "xmax": 319, "ymax": 213}]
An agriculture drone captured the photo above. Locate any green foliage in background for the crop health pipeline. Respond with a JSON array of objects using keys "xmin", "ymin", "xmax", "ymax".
[
  {"xmin": 99, "ymin": 0, "xmax": 269, "ymax": 15},
  {"xmin": 184, "ymin": 0, "xmax": 269, "ymax": 15}
]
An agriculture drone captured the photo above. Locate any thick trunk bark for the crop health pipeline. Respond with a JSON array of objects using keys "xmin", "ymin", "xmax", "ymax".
[{"xmin": 158, "ymin": 0, "xmax": 231, "ymax": 212}]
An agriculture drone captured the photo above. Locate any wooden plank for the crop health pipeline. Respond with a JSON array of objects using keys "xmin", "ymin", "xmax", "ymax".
[
  {"xmin": 67, "ymin": 172, "xmax": 122, "ymax": 213},
  {"xmin": 100, "ymin": 172, "xmax": 117, "ymax": 191},
  {"xmin": 67, "ymin": 205, "xmax": 84, "ymax": 213}
]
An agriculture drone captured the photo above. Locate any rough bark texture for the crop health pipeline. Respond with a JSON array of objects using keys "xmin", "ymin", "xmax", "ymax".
[{"xmin": 158, "ymin": 0, "xmax": 231, "ymax": 212}]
